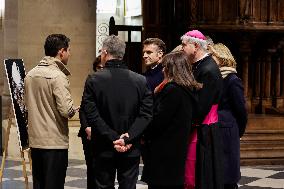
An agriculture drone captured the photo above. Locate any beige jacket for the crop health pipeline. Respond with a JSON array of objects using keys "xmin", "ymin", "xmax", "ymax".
[{"xmin": 25, "ymin": 56, "xmax": 75, "ymax": 149}]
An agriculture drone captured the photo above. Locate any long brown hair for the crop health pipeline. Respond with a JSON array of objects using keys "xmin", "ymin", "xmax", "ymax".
[{"xmin": 162, "ymin": 51, "xmax": 202, "ymax": 90}]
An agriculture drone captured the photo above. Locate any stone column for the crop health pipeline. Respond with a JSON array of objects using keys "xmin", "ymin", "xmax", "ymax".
[
  {"xmin": 2, "ymin": 0, "xmax": 18, "ymax": 120},
  {"xmin": 0, "ymin": 1, "xmax": 4, "ymax": 153},
  {"xmin": 1, "ymin": 0, "xmax": 19, "ymax": 158}
]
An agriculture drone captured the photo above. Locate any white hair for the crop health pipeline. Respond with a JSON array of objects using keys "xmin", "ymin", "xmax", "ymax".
[{"xmin": 180, "ymin": 35, "xmax": 208, "ymax": 52}]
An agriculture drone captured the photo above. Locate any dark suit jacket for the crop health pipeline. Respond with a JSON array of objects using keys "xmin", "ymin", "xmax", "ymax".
[
  {"xmin": 218, "ymin": 73, "xmax": 247, "ymax": 184},
  {"xmin": 143, "ymin": 64, "xmax": 164, "ymax": 93},
  {"xmin": 82, "ymin": 59, "xmax": 153, "ymax": 157},
  {"xmin": 142, "ymin": 82, "xmax": 196, "ymax": 186}
]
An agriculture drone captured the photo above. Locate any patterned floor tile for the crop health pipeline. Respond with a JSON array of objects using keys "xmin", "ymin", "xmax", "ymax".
[
  {"xmin": 0, "ymin": 157, "xmax": 284, "ymax": 189},
  {"xmin": 246, "ymin": 178, "xmax": 284, "ymax": 188}
]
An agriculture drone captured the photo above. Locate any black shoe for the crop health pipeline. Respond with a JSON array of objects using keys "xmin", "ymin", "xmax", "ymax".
[{"xmin": 224, "ymin": 183, "xmax": 238, "ymax": 189}]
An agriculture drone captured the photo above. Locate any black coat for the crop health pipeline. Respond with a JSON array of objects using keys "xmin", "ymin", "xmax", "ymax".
[
  {"xmin": 218, "ymin": 73, "xmax": 247, "ymax": 184},
  {"xmin": 142, "ymin": 82, "xmax": 196, "ymax": 186},
  {"xmin": 193, "ymin": 55, "xmax": 224, "ymax": 189},
  {"xmin": 81, "ymin": 59, "xmax": 153, "ymax": 157}
]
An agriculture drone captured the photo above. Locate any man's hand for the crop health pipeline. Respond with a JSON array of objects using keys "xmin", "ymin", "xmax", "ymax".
[
  {"xmin": 75, "ymin": 106, "xmax": 80, "ymax": 112},
  {"xmin": 85, "ymin": 127, "xmax": 91, "ymax": 140},
  {"xmin": 113, "ymin": 133, "xmax": 132, "ymax": 152},
  {"xmin": 120, "ymin": 133, "xmax": 129, "ymax": 139},
  {"xmin": 114, "ymin": 143, "xmax": 132, "ymax": 152},
  {"xmin": 113, "ymin": 138, "xmax": 125, "ymax": 147}
]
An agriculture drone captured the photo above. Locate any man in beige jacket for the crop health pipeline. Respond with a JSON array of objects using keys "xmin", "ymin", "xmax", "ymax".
[{"xmin": 25, "ymin": 34, "xmax": 77, "ymax": 189}]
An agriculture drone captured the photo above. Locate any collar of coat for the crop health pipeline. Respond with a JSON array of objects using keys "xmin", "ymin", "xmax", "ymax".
[
  {"xmin": 38, "ymin": 56, "xmax": 71, "ymax": 76},
  {"xmin": 104, "ymin": 59, "xmax": 128, "ymax": 69},
  {"xmin": 145, "ymin": 63, "xmax": 163, "ymax": 75},
  {"xmin": 219, "ymin": 66, "xmax": 237, "ymax": 78}
]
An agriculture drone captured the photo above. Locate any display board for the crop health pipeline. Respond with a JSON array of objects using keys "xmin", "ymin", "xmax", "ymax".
[{"xmin": 4, "ymin": 59, "xmax": 29, "ymax": 150}]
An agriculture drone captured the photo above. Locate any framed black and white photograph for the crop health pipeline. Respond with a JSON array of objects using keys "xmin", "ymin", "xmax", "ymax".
[{"xmin": 4, "ymin": 59, "xmax": 29, "ymax": 151}]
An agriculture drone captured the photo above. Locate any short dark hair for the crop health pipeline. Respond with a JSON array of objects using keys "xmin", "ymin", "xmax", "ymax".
[
  {"xmin": 143, "ymin": 38, "xmax": 166, "ymax": 53},
  {"xmin": 44, "ymin": 34, "xmax": 70, "ymax": 57}
]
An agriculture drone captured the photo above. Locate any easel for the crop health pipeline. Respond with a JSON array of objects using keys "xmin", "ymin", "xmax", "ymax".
[{"xmin": 0, "ymin": 106, "xmax": 32, "ymax": 189}]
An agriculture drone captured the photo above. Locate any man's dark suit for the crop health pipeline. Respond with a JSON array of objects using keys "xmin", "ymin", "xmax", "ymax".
[{"xmin": 82, "ymin": 59, "xmax": 153, "ymax": 189}]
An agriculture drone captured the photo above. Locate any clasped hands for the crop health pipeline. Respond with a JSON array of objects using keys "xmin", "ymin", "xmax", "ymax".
[{"xmin": 113, "ymin": 133, "xmax": 132, "ymax": 153}]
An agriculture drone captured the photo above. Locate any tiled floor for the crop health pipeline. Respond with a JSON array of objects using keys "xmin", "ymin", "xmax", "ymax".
[{"xmin": 0, "ymin": 158, "xmax": 283, "ymax": 189}]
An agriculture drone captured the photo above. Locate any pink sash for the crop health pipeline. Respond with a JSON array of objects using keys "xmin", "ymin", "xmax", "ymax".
[{"xmin": 184, "ymin": 105, "xmax": 218, "ymax": 188}]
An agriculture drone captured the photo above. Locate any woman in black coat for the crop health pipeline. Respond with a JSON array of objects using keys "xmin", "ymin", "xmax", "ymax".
[
  {"xmin": 78, "ymin": 55, "xmax": 103, "ymax": 189},
  {"xmin": 209, "ymin": 43, "xmax": 248, "ymax": 189},
  {"xmin": 142, "ymin": 51, "xmax": 201, "ymax": 189}
]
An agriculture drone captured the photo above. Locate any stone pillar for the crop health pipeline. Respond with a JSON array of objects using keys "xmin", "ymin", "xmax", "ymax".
[
  {"xmin": 1, "ymin": 0, "xmax": 18, "ymax": 158},
  {"xmin": 0, "ymin": 14, "xmax": 3, "ymax": 95},
  {"xmin": 0, "ymin": 1, "xmax": 3, "ymax": 153},
  {"xmin": 2, "ymin": 0, "xmax": 18, "ymax": 120}
]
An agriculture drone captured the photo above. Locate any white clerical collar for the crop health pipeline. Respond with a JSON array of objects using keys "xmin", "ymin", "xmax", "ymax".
[
  {"xmin": 195, "ymin": 53, "xmax": 209, "ymax": 63},
  {"xmin": 151, "ymin": 64, "xmax": 158, "ymax": 70}
]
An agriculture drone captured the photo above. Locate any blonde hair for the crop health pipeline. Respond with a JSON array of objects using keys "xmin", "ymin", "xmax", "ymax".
[
  {"xmin": 208, "ymin": 43, "xmax": 237, "ymax": 68},
  {"xmin": 171, "ymin": 45, "xmax": 182, "ymax": 52}
]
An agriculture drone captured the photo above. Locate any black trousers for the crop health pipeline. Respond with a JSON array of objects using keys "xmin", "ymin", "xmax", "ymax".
[
  {"xmin": 148, "ymin": 185, "xmax": 184, "ymax": 189},
  {"xmin": 92, "ymin": 154, "xmax": 140, "ymax": 189},
  {"xmin": 81, "ymin": 137, "xmax": 93, "ymax": 189},
  {"xmin": 224, "ymin": 184, "xmax": 238, "ymax": 189},
  {"xmin": 31, "ymin": 148, "xmax": 68, "ymax": 189}
]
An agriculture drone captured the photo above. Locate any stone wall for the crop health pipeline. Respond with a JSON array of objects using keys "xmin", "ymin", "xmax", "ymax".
[
  {"xmin": 17, "ymin": 0, "xmax": 97, "ymax": 113},
  {"xmin": 2, "ymin": 0, "xmax": 97, "ymax": 118},
  {"xmin": 1, "ymin": 0, "xmax": 97, "ymax": 159}
]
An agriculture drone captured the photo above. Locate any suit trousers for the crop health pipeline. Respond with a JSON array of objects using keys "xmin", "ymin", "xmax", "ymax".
[
  {"xmin": 92, "ymin": 154, "xmax": 140, "ymax": 189},
  {"xmin": 81, "ymin": 136, "xmax": 93, "ymax": 189},
  {"xmin": 31, "ymin": 148, "xmax": 68, "ymax": 189},
  {"xmin": 224, "ymin": 184, "xmax": 238, "ymax": 189}
]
